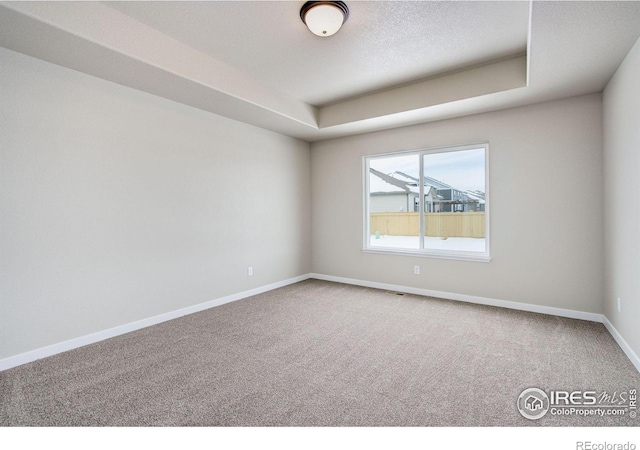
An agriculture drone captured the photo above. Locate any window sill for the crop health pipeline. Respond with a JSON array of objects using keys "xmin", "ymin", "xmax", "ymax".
[{"xmin": 362, "ymin": 247, "xmax": 492, "ymax": 263}]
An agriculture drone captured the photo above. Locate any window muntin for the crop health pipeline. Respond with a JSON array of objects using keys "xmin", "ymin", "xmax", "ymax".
[{"xmin": 364, "ymin": 144, "xmax": 490, "ymax": 261}]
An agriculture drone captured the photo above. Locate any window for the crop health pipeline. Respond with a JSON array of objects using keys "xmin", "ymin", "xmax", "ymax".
[{"xmin": 364, "ymin": 143, "xmax": 490, "ymax": 261}]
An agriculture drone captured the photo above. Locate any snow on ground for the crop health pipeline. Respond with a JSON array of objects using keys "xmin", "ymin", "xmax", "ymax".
[{"xmin": 370, "ymin": 235, "xmax": 485, "ymax": 252}]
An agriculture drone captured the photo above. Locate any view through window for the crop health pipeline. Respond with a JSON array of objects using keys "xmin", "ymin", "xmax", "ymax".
[{"xmin": 365, "ymin": 144, "xmax": 489, "ymax": 260}]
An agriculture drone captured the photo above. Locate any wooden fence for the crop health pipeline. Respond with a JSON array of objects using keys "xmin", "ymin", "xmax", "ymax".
[{"xmin": 370, "ymin": 212, "xmax": 485, "ymax": 238}]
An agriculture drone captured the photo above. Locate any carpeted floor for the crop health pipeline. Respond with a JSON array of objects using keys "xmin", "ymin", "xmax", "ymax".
[{"xmin": 1, "ymin": 279, "xmax": 639, "ymax": 426}]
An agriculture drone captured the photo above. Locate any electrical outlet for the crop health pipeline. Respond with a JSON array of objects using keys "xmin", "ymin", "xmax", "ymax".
[
  {"xmin": 617, "ymin": 297, "xmax": 621, "ymax": 313},
  {"xmin": 414, "ymin": 265, "xmax": 420, "ymax": 275},
  {"xmin": 248, "ymin": 266, "xmax": 253, "ymax": 277}
]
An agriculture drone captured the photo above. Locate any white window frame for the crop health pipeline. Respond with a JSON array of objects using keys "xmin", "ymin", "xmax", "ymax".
[{"xmin": 363, "ymin": 143, "xmax": 491, "ymax": 262}]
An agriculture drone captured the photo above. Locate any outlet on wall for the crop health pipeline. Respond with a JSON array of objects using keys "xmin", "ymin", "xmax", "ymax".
[
  {"xmin": 617, "ymin": 297, "xmax": 621, "ymax": 313},
  {"xmin": 414, "ymin": 265, "xmax": 420, "ymax": 275},
  {"xmin": 248, "ymin": 266, "xmax": 253, "ymax": 277}
]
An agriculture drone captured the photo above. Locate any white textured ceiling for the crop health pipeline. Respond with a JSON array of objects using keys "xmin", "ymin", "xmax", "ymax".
[
  {"xmin": 1, "ymin": 1, "xmax": 640, "ymax": 142},
  {"xmin": 107, "ymin": 1, "xmax": 529, "ymax": 106}
]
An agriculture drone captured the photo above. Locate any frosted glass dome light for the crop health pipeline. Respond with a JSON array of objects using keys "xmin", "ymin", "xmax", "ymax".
[{"xmin": 300, "ymin": 2, "xmax": 349, "ymax": 37}]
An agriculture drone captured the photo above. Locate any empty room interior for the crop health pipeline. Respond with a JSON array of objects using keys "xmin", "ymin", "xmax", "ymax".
[{"xmin": 1, "ymin": 1, "xmax": 640, "ymax": 429}]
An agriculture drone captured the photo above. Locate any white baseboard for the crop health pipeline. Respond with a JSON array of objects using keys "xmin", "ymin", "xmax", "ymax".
[
  {"xmin": 0, "ymin": 274, "xmax": 311, "ymax": 372},
  {"xmin": 309, "ymin": 273, "xmax": 604, "ymax": 323},
  {"xmin": 309, "ymin": 273, "xmax": 640, "ymax": 372},
  {"xmin": 602, "ymin": 315, "xmax": 640, "ymax": 373},
  {"xmin": 4, "ymin": 273, "xmax": 638, "ymax": 375},
  {"xmin": 310, "ymin": 273, "xmax": 640, "ymax": 373}
]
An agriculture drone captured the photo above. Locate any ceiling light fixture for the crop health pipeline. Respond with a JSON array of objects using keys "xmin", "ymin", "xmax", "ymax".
[{"xmin": 300, "ymin": 1, "xmax": 349, "ymax": 37}]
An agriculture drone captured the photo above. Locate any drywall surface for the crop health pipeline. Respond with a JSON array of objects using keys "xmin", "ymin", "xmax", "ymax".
[
  {"xmin": 0, "ymin": 48, "xmax": 311, "ymax": 360},
  {"xmin": 603, "ymin": 38, "xmax": 640, "ymax": 358},
  {"xmin": 311, "ymin": 94, "xmax": 603, "ymax": 314}
]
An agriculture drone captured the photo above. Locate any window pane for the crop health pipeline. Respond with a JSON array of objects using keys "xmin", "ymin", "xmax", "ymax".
[
  {"xmin": 369, "ymin": 154, "xmax": 420, "ymax": 249},
  {"xmin": 422, "ymin": 148, "xmax": 486, "ymax": 253}
]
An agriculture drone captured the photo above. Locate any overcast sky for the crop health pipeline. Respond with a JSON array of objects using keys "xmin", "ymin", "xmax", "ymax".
[{"xmin": 370, "ymin": 148, "xmax": 485, "ymax": 192}]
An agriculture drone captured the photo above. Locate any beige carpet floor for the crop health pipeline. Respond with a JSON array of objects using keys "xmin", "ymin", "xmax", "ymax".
[{"xmin": 1, "ymin": 279, "xmax": 639, "ymax": 426}]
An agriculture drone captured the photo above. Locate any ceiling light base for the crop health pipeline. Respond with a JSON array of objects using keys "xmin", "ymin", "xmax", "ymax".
[{"xmin": 300, "ymin": 1, "xmax": 349, "ymax": 37}]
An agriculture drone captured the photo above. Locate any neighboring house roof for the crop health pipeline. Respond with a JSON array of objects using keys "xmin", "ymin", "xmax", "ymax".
[
  {"xmin": 463, "ymin": 190, "xmax": 486, "ymax": 204},
  {"xmin": 370, "ymin": 169, "xmax": 475, "ymax": 202},
  {"xmin": 369, "ymin": 168, "xmax": 485, "ymax": 206},
  {"xmin": 394, "ymin": 171, "xmax": 454, "ymax": 190},
  {"xmin": 466, "ymin": 190, "xmax": 486, "ymax": 200},
  {"xmin": 387, "ymin": 171, "xmax": 419, "ymax": 187},
  {"xmin": 369, "ymin": 168, "xmax": 415, "ymax": 194}
]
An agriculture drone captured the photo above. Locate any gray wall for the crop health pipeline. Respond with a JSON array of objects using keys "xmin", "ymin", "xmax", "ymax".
[
  {"xmin": 311, "ymin": 94, "xmax": 604, "ymax": 313},
  {"xmin": 0, "ymin": 48, "xmax": 311, "ymax": 360},
  {"xmin": 4, "ymin": 36, "xmax": 634, "ymax": 363},
  {"xmin": 603, "ymin": 37, "xmax": 640, "ymax": 358}
]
